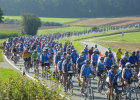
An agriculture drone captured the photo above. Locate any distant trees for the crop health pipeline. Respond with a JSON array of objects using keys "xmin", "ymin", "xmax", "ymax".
[
  {"xmin": 0, "ymin": 8, "xmax": 3, "ymax": 23},
  {"xmin": 0, "ymin": 0, "xmax": 140, "ymax": 18},
  {"xmin": 21, "ymin": 13, "xmax": 41, "ymax": 35}
]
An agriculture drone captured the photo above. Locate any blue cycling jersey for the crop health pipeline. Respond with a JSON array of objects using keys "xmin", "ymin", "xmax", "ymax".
[
  {"xmin": 37, "ymin": 48, "xmax": 41, "ymax": 54},
  {"xmin": 122, "ymin": 68, "xmax": 134, "ymax": 81},
  {"xmin": 81, "ymin": 65, "xmax": 94, "ymax": 77},
  {"xmin": 55, "ymin": 55, "xmax": 61, "ymax": 65},
  {"xmin": 91, "ymin": 54, "xmax": 99, "ymax": 63},
  {"xmin": 62, "ymin": 60, "xmax": 72, "ymax": 72},
  {"xmin": 136, "ymin": 54, "xmax": 140, "ymax": 61},
  {"xmin": 104, "ymin": 57, "xmax": 113, "ymax": 68},
  {"xmin": 84, "ymin": 48, "xmax": 88, "ymax": 55},
  {"xmin": 120, "ymin": 59, "xmax": 128, "ymax": 68},
  {"xmin": 71, "ymin": 53, "xmax": 79, "ymax": 62},
  {"xmin": 129, "ymin": 56, "xmax": 138, "ymax": 64},
  {"xmin": 77, "ymin": 58, "xmax": 85, "ymax": 69},
  {"xmin": 57, "ymin": 61, "xmax": 63, "ymax": 70},
  {"xmin": 41, "ymin": 53, "xmax": 48, "ymax": 63},
  {"xmin": 97, "ymin": 61, "xmax": 105, "ymax": 71},
  {"xmin": 108, "ymin": 70, "xmax": 121, "ymax": 83}
]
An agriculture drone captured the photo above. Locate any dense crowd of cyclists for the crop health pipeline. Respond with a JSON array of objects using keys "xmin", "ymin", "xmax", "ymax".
[{"xmin": 2, "ymin": 35, "xmax": 140, "ymax": 100}]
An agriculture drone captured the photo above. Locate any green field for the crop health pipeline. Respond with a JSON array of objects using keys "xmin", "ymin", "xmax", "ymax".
[
  {"xmin": 94, "ymin": 32, "xmax": 140, "ymax": 42},
  {"xmin": 0, "ymin": 68, "xmax": 19, "ymax": 82},
  {"xmin": 37, "ymin": 26, "xmax": 92, "ymax": 35},
  {"xmin": 0, "ymin": 39, "xmax": 7, "ymax": 62},
  {"xmin": 0, "ymin": 29, "xmax": 21, "ymax": 39},
  {"xmin": 4, "ymin": 16, "xmax": 80, "ymax": 24}
]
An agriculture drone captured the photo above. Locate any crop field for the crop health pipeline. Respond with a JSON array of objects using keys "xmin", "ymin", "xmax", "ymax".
[
  {"xmin": 70, "ymin": 17, "xmax": 140, "ymax": 26},
  {"xmin": 4, "ymin": 16, "xmax": 80, "ymax": 24},
  {"xmin": 37, "ymin": 26, "xmax": 92, "ymax": 35},
  {"xmin": 0, "ymin": 29, "xmax": 21, "ymax": 39}
]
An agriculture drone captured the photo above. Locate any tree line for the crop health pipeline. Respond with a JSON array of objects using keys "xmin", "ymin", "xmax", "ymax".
[{"xmin": 0, "ymin": 0, "xmax": 140, "ymax": 18}]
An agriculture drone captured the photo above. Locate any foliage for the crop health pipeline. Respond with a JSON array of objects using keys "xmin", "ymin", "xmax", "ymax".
[
  {"xmin": 4, "ymin": 16, "xmax": 79, "ymax": 24},
  {"xmin": 0, "ymin": 8, "xmax": 3, "ymax": 23},
  {"xmin": 1, "ymin": 0, "xmax": 140, "ymax": 17},
  {"xmin": 21, "ymin": 13, "xmax": 41, "ymax": 35},
  {"xmin": 1, "ymin": 19, "xmax": 19, "ymax": 24},
  {"xmin": 0, "ymin": 39, "xmax": 7, "ymax": 62},
  {"xmin": 0, "ymin": 73, "xmax": 63, "ymax": 99},
  {"xmin": 0, "ymin": 30, "xmax": 21, "ymax": 39},
  {"xmin": 41, "ymin": 21, "xmax": 62, "ymax": 26}
]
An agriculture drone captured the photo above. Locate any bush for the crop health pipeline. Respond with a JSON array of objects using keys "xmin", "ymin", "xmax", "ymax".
[
  {"xmin": 0, "ymin": 75, "xmax": 64, "ymax": 100},
  {"xmin": 41, "ymin": 22, "xmax": 62, "ymax": 26}
]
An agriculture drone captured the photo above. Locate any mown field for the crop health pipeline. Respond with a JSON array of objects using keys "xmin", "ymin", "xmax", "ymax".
[
  {"xmin": 37, "ymin": 26, "xmax": 92, "ymax": 35},
  {"xmin": 70, "ymin": 17, "xmax": 140, "ymax": 26},
  {"xmin": 93, "ymin": 32, "xmax": 140, "ymax": 52},
  {"xmin": 4, "ymin": 16, "xmax": 80, "ymax": 24}
]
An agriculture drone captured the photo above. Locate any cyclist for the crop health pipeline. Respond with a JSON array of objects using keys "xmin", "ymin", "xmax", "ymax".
[
  {"xmin": 124, "ymin": 51, "xmax": 129, "ymax": 61},
  {"xmin": 97, "ymin": 57, "xmax": 105, "ymax": 92},
  {"xmin": 40, "ymin": 50, "xmax": 48, "ymax": 73},
  {"xmin": 54, "ymin": 51, "xmax": 61, "ymax": 78},
  {"xmin": 120, "ymin": 56, "xmax": 128, "ymax": 71},
  {"xmin": 88, "ymin": 47, "xmax": 94, "ymax": 59},
  {"xmin": 104, "ymin": 53, "xmax": 114, "ymax": 71},
  {"xmin": 91, "ymin": 50, "xmax": 99, "ymax": 69},
  {"xmin": 83, "ymin": 45, "xmax": 88, "ymax": 56},
  {"xmin": 107, "ymin": 65, "xmax": 122, "ymax": 100},
  {"xmin": 62, "ymin": 56, "xmax": 74, "ymax": 91},
  {"xmin": 23, "ymin": 48, "xmax": 30, "ymax": 68},
  {"xmin": 57, "ymin": 57, "xmax": 65, "ymax": 83},
  {"xmin": 81, "ymin": 50, "xmax": 87, "ymax": 60},
  {"xmin": 136, "ymin": 50, "xmax": 140, "ymax": 61},
  {"xmin": 77, "ymin": 55, "xmax": 85, "ymax": 86},
  {"xmin": 116, "ymin": 48, "xmax": 123, "ymax": 65},
  {"xmin": 71, "ymin": 49, "xmax": 79, "ymax": 69},
  {"xmin": 108, "ymin": 48, "xmax": 115, "ymax": 62},
  {"xmin": 32, "ymin": 50, "xmax": 39, "ymax": 72},
  {"xmin": 129, "ymin": 51, "xmax": 138, "ymax": 73},
  {"xmin": 122, "ymin": 62, "xmax": 134, "ymax": 97},
  {"xmin": 80, "ymin": 59, "xmax": 94, "ymax": 93}
]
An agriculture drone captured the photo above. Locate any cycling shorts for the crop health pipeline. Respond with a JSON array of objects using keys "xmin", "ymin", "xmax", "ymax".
[
  {"xmin": 107, "ymin": 82, "xmax": 117, "ymax": 88},
  {"xmin": 41, "ymin": 62, "xmax": 50, "ymax": 67},
  {"xmin": 97, "ymin": 71, "xmax": 104, "ymax": 77},
  {"xmin": 92, "ymin": 62, "xmax": 97, "ymax": 66},
  {"xmin": 24, "ymin": 57, "xmax": 31, "ymax": 61}
]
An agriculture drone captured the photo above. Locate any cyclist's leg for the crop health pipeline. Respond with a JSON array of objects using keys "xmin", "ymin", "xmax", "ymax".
[
  {"xmin": 63, "ymin": 73, "xmax": 67, "ymax": 87},
  {"xmin": 81, "ymin": 77, "xmax": 85, "ymax": 92},
  {"xmin": 108, "ymin": 84, "xmax": 112, "ymax": 99}
]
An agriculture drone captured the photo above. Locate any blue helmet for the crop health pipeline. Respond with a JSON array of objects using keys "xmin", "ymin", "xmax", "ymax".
[{"xmin": 109, "ymin": 53, "xmax": 113, "ymax": 58}]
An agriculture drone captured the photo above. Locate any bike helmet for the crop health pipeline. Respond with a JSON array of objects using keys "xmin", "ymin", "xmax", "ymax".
[
  {"xmin": 125, "ymin": 62, "xmax": 131, "ymax": 68},
  {"xmin": 125, "ymin": 51, "xmax": 128, "ymax": 54},
  {"xmin": 132, "ymin": 51, "xmax": 135, "ymax": 55},
  {"xmin": 105, "ymin": 51, "xmax": 109, "ymax": 54},
  {"xmin": 61, "ymin": 57, "xmax": 65, "ymax": 61},
  {"xmin": 57, "ymin": 51, "xmax": 61, "ymax": 55},
  {"xmin": 81, "ymin": 50, "xmax": 85, "ymax": 53},
  {"xmin": 122, "ymin": 56, "xmax": 127, "ymax": 60},
  {"xmin": 111, "ymin": 64, "xmax": 118, "ymax": 69},
  {"xmin": 108, "ymin": 53, "xmax": 113, "ymax": 58},
  {"xmin": 85, "ymin": 59, "xmax": 90, "ymax": 64},
  {"xmin": 100, "ymin": 57, "xmax": 104, "ymax": 60},
  {"xmin": 136, "ymin": 50, "xmax": 139, "ymax": 53},
  {"xmin": 80, "ymin": 55, "xmax": 84, "ymax": 58}
]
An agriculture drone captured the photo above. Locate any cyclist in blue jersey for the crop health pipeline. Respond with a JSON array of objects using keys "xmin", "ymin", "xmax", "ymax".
[
  {"xmin": 57, "ymin": 57, "xmax": 65, "ymax": 83},
  {"xmin": 136, "ymin": 50, "xmax": 140, "ymax": 61},
  {"xmin": 91, "ymin": 50, "xmax": 99, "ymax": 69},
  {"xmin": 37, "ymin": 45, "xmax": 41, "ymax": 54},
  {"xmin": 122, "ymin": 63, "xmax": 134, "ymax": 90},
  {"xmin": 67, "ymin": 48, "xmax": 71, "ymax": 55},
  {"xmin": 81, "ymin": 50, "xmax": 87, "ymax": 60},
  {"xmin": 77, "ymin": 55, "xmax": 85, "ymax": 86},
  {"xmin": 40, "ymin": 50, "xmax": 48, "ymax": 73},
  {"xmin": 120, "ymin": 56, "xmax": 128, "ymax": 71},
  {"xmin": 54, "ymin": 51, "xmax": 61, "ymax": 78},
  {"xmin": 124, "ymin": 51, "xmax": 130, "ymax": 61},
  {"xmin": 97, "ymin": 57, "xmax": 105, "ymax": 91},
  {"xmin": 104, "ymin": 53, "xmax": 114, "ymax": 71},
  {"xmin": 80, "ymin": 59, "xmax": 94, "ymax": 93},
  {"xmin": 107, "ymin": 65, "xmax": 122, "ymax": 100},
  {"xmin": 71, "ymin": 49, "xmax": 79, "ymax": 64},
  {"xmin": 83, "ymin": 45, "xmax": 88, "ymax": 56},
  {"xmin": 62, "ymin": 56, "xmax": 74, "ymax": 91}
]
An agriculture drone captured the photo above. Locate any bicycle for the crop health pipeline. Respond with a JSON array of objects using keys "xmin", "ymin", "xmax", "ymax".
[
  {"xmin": 34, "ymin": 59, "xmax": 39, "ymax": 73},
  {"xmin": 82, "ymin": 74, "xmax": 94, "ymax": 100},
  {"xmin": 25, "ymin": 60, "xmax": 30, "ymax": 73},
  {"xmin": 99, "ymin": 72, "xmax": 107, "ymax": 93},
  {"xmin": 65, "ymin": 71, "xmax": 74, "ymax": 93}
]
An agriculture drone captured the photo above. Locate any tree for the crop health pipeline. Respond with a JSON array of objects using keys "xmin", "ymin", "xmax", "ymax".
[
  {"xmin": 21, "ymin": 13, "xmax": 41, "ymax": 35},
  {"xmin": 0, "ymin": 8, "xmax": 3, "ymax": 23}
]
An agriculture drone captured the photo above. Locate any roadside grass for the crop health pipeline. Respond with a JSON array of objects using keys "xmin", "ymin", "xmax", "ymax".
[
  {"xmin": 4, "ymin": 16, "xmax": 80, "ymax": 24},
  {"xmin": 94, "ymin": 32, "xmax": 140, "ymax": 42},
  {"xmin": 37, "ymin": 26, "xmax": 92, "ymax": 35},
  {"xmin": 0, "ymin": 29, "xmax": 21, "ymax": 39},
  {"xmin": 72, "ymin": 42, "xmax": 85, "ymax": 54},
  {"xmin": 0, "ymin": 68, "xmax": 19, "ymax": 82}
]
